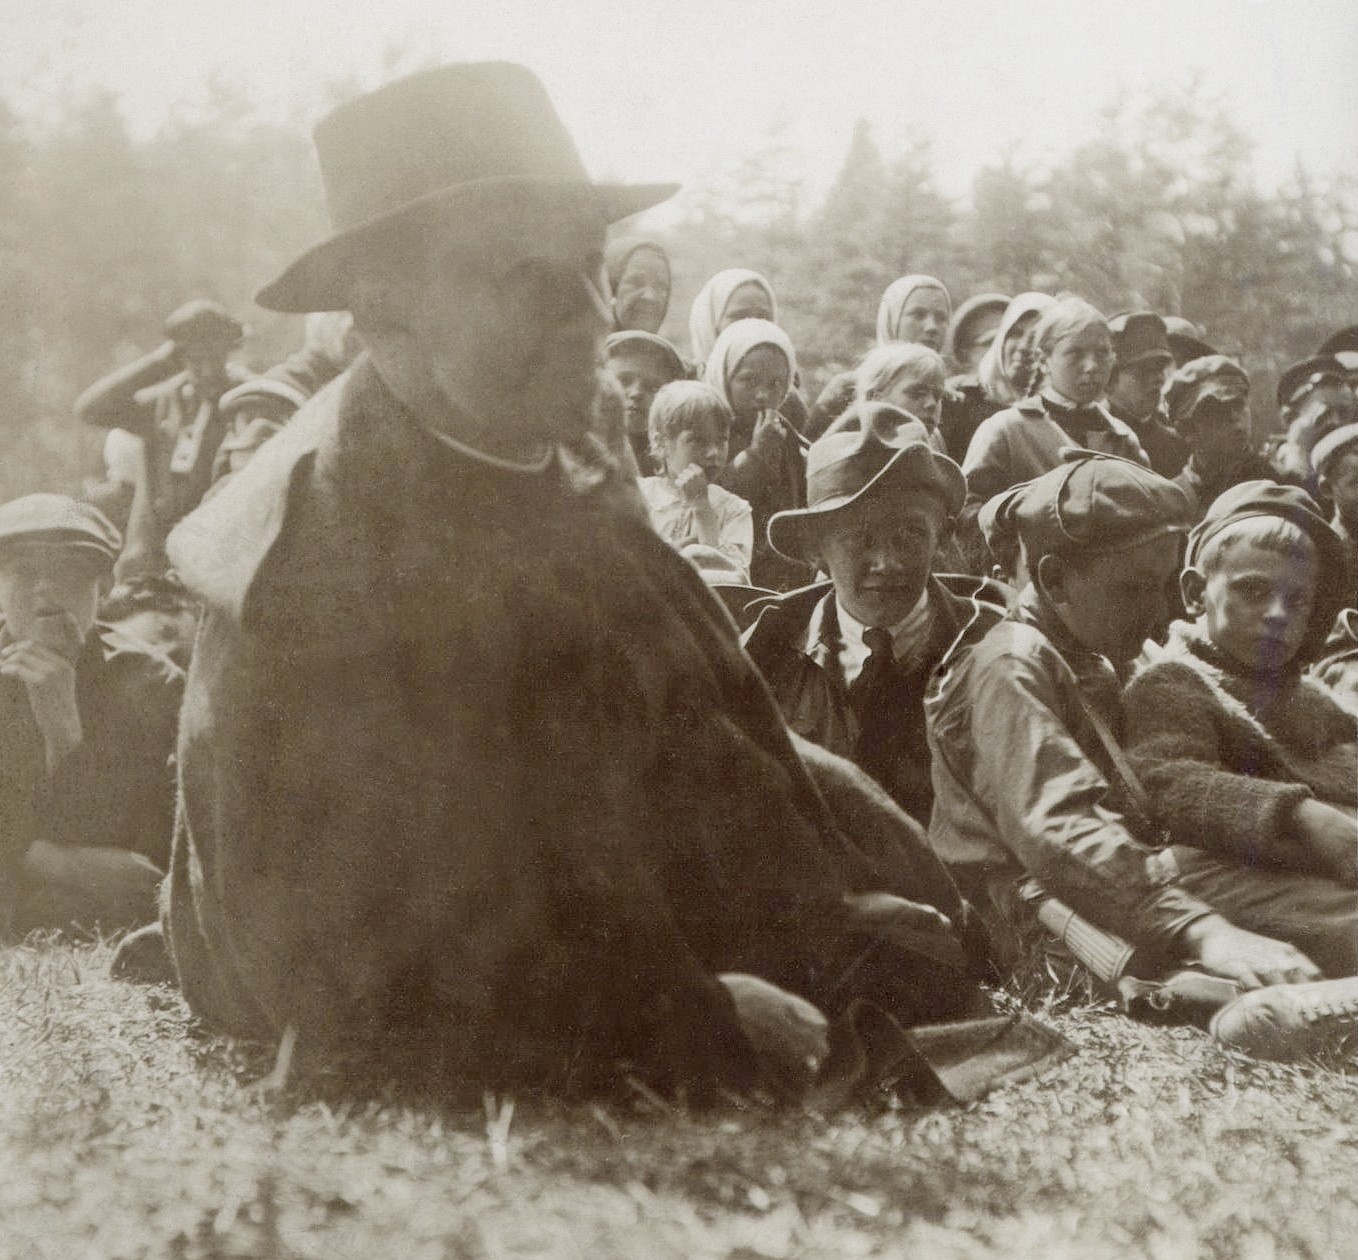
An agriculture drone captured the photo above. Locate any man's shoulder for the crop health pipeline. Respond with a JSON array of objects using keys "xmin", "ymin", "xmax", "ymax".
[
  {"xmin": 166, "ymin": 366, "xmax": 359, "ymax": 620},
  {"xmin": 741, "ymin": 581, "xmax": 831, "ymax": 654}
]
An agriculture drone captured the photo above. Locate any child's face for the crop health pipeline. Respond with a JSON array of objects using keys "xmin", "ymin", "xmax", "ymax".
[
  {"xmin": 1323, "ymin": 452, "xmax": 1358, "ymax": 529},
  {"xmin": 0, "ymin": 545, "xmax": 103, "ymax": 662},
  {"xmin": 662, "ymin": 415, "xmax": 729, "ymax": 483},
  {"xmin": 893, "ymin": 289, "xmax": 950, "ymax": 351},
  {"xmin": 1107, "ymin": 357, "xmax": 1172, "ymax": 421},
  {"xmin": 1191, "ymin": 541, "xmax": 1318, "ymax": 672},
  {"xmin": 612, "ymin": 249, "xmax": 669, "ymax": 334},
  {"xmin": 1044, "ymin": 537, "xmax": 1180, "ymax": 664},
  {"xmin": 1001, "ymin": 313, "xmax": 1040, "ymax": 382},
  {"xmin": 607, "ymin": 348, "xmax": 675, "ymax": 436},
  {"xmin": 719, "ymin": 283, "xmax": 774, "ymax": 331},
  {"xmin": 726, "ymin": 346, "xmax": 790, "ymax": 420},
  {"xmin": 813, "ymin": 494, "xmax": 945, "ymax": 629},
  {"xmin": 878, "ymin": 368, "xmax": 943, "ymax": 429},
  {"xmin": 1187, "ymin": 397, "xmax": 1252, "ymax": 478},
  {"xmin": 1045, "ymin": 322, "xmax": 1114, "ymax": 406}
]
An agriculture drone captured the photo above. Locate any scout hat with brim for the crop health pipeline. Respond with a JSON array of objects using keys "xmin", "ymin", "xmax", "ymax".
[
  {"xmin": 1185, "ymin": 479, "xmax": 1348, "ymax": 661},
  {"xmin": 257, "ymin": 62, "xmax": 679, "ymax": 313},
  {"xmin": 0, "ymin": 494, "xmax": 121, "ymax": 565},
  {"xmin": 767, "ymin": 421, "xmax": 964, "ymax": 564}
]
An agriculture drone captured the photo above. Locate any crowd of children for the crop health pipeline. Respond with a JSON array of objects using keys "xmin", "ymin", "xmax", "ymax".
[{"xmin": 6, "ymin": 191, "xmax": 1358, "ymax": 1075}]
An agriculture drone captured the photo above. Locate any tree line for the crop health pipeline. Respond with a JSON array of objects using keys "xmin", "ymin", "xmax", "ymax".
[{"xmin": 1, "ymin": 77, "xmax": 1353, "ymax": 500}]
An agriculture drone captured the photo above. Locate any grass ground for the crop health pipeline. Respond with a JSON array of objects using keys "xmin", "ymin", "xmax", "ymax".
[{"xmin": 3, "ymin": 939, "xmax": 1358, "ymax": 1260}]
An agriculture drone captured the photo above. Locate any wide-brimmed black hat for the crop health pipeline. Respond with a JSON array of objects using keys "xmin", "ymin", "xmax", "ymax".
[{"xmin": 257, "ymin": 63, "xmax": 678, "ymax": 313}]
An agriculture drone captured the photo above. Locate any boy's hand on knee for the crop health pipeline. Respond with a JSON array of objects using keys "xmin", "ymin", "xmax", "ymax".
[
  {"xmin": 1179, "ymin": 914, "xmax": 1322, "ymax": 990},
  {"xmin": 1292, "ymin": 799, "xmax": 1358, "ymax": 884}
]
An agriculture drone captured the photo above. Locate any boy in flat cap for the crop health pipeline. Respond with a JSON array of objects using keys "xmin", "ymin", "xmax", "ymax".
[
  {"xmin": 1105, "ymin": 312, "xmax": 1187, "ymax": 479},
  {"xmin": 743, "ymin": 409, "xmax": 1007, "ymax": 829},
  {"xmin": 1166, "ymin": 355, "xmax": 1273, "ymax": 522},
  {"xmin": 160, "ymin": 64, "xmax": 1040, "ymax": 1102},
  {"xmin": 0, "ymin": 494, "xmax": 182, "ymax": 937},
  {"xmin": 927, "ymin": 453, "xmax": 1321, "ymax": 998},
  {"xmin": 76, "ymin": 299, "xmax": 252, "ymax": 587}
]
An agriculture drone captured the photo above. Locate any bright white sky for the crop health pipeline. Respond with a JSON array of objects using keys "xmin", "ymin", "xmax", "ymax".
[{"xmin": 3, "ymin": 0, "xmax": 1356, "ymax": 203}]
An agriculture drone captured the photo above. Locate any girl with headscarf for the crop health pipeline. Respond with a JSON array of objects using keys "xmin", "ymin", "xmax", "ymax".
[
  {"xmin": 688, "ymin": 269, "xmax": 778, "ymax": 368},
  {"xmin": 704, "ymin": 318, "xmax": 811, "ymax": 590},
  {"xmin": 875, "ymin": 275, "xmax": 951, "ymax": 349},
  {"xmin": 808, "ymin": 275, "xmax": 955, "ymax": 442},
  {"xmin": 941, "ymin": 292, "xmax": 1057, "ymax": 464},
  {"xmin": 606, "ymin": 237, "xmax": 672, "ymax": 335}
]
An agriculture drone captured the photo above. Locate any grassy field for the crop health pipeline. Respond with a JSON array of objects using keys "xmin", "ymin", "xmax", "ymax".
[{"xmin": 4, "ymin": 938, "xmax": 1358, "ymax": 1260}]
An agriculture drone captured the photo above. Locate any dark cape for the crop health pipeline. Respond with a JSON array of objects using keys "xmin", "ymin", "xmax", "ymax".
[{"xmin": 163, "ymin": 356, "xmax": 989, "ymax": 1098}]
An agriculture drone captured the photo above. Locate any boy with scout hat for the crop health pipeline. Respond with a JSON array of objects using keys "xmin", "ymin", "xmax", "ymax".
[
  {"xmin": 743, "ymin": 409, "xmax": 1006, "ymax": 829},
  {"xmin": 158, "ymin": 64, "xmax": 1051, "ymax": 1102}
]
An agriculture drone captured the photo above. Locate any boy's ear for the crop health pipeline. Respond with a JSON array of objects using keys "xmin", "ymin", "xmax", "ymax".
[
  {"xmin": 1035, "ymin": 552, "xmax": 1068, "ymax": 607},
  {"xmin": 1180, "ymin": 567, "xmax": 1207, "ymax": 618},
  {"xmin": 936, "ymin": 511, "xmax": 956, "ymax": 548}
]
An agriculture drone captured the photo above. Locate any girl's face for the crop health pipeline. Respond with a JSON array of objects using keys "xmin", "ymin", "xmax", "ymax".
[
  {"xmin": 612, "ymin": 249, "xmax": 670, "ymax": 334},
  {"xmin": 878, "ymin": 369, "xmax": 944, "ymax": 429},
  {"xmin": 719, "ymin": 282, "xmax": 775, "ymax": 331},
  {"xmin": 893, "ymin": 288, "xmax": 950, "ymax": 351},
  {"xmin": 726, "ymin": 346, "xmax": 790, "ymax": 420},
  {"xmin": 1001, "ymin": 313, "xmax": 1041, "ymax": 383},
  {"xmin": 662, "ymin": 414, "xmax": 730, "ymax": 483},
  {"xmin": 1045, "ymin": 321, "xmax": 1114, "ymax": 406}
]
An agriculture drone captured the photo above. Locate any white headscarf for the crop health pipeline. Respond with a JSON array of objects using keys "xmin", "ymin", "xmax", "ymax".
[
  {"xmin": 977, "ymin": 292, "xmax": 1056, "ymax": 405},
  {"xmin": 875, "ymin": 275, "xmax": 950, "ymax": 345},
  {"xmin": 700, "ymin": 318, "xmax": 797, "ymax": 412},
  {"xmin": 688, "ymin": 269, "xmax": 778, "ymax": 367}
]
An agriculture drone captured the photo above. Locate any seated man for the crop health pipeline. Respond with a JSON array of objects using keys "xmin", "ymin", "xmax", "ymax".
[
  {"xmin": 1122, "ymin": 482, "xmax": 1356, "ymax": 980},
  {"xmin": 0, "ymin": 495, "xmax": 181, "ymax": 936},
  {"xmin": 160, "ymin": 64, "xmax": 1043, "ymax": 1102},
  {"xmin": 743, "ymin": 408, "xmax": 1006, "ymax": 826},
  {"xmin": 927, "ymin": 453, "xmax": 1323, "ymax": 997},
  {"xmin": 1165, "ymin": 355, "xmax": 1272, "ymax": 523}
]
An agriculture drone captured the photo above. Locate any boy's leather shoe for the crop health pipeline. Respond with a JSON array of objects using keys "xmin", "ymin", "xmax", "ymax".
[{"xmin": 1210, "ymin": 976, "xmax": 1358, "ymax": 1061}]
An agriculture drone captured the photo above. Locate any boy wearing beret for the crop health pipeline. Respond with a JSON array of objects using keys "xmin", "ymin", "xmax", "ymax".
[
  {"xmin": 0, "ymin": 494, "xmax": 182, "ymax": 936},
  {"xmin": 927, "ymin": 453, "xmax": 1321, "ymax": 997}
]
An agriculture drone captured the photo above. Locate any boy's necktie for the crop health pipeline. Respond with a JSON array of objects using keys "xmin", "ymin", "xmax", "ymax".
[{"xmin": 849, "ymin": 627, "xmax": 897, "ymax": 782}]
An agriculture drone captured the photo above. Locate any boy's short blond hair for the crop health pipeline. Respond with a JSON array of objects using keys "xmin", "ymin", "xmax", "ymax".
[
  {"xmin": 854, "ymin": 343, "xmax": 946, "ymax": 404},
  {"xmin": 1195, "ymin": 515, "xmax": 1316, "ymax": 579},
  {"xmin": 647, "ymin": 380, "xmax": 733, "ymax": 465}
]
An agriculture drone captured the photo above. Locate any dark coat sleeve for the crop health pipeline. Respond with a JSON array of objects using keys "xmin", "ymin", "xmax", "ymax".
[{"xmin": 1123, "ymin": 662, "xmax": 1313, "ymax": 871}]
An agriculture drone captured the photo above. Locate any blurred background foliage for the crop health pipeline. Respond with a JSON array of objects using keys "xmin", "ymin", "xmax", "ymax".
[{"xmin": 1, "ymin": 78, "xmax": 1353, "ymax": 498}]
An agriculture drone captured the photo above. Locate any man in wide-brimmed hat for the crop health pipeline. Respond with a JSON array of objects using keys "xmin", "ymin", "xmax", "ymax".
[
  {"xmin": 743, "ymin": 409, "xmax": 1007, "ymax": 828},
  {"xmin": 153, "ymin": 64, "xmax": 1047, "ymax": 1103}
]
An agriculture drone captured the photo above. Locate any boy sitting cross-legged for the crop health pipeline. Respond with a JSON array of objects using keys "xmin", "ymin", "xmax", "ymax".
[{"xmin": 1122, "ymin": 482, "xmax": 1356, "ymax": 974}]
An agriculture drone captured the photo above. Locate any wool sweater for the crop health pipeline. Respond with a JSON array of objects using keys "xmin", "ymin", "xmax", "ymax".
[{"xmin": 1123, "ymin": 621, "xmax": 1358, "ymax": 873}]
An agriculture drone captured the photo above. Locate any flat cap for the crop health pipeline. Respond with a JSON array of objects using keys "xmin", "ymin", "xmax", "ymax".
[
  {"xmin": 1108, "ymin": 311, "xmax": 1173, "ymax": 368},
  {"xmin": 1012, "ymin": 450, "xmax": 1192, "ymax": 561},
  {"xmin": 1277, "ymin": 355, "xmax": 1347, "ymax": 409},
  {"xmin": 603, "ymin": 330, "xmax": 688, "ymax": 380},
  {"xmin": 768, "ymin": 424, "xmax": 964, "ymax": 563},
  {"xmin": 1162, "ymin": 316, "xmax": 1217, "ymax": 368},
  {"xmin": 1186, "ymin": 479, "xmax": 1347, "ymax": 659},
  {"xmin": 163, "ymin": 300, "xmax": 243, "ymax": 349},
  {"xmin": 1318, "ymin": 325, "xmax": 1358, "ymax": 359},
  {"xmin": 0, "ymin": 493, "xmax": 121, "ymax": 562},
  {"xmin": 1165, "ymin": 355, "xmax": 1250, "ymax": 427}
]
